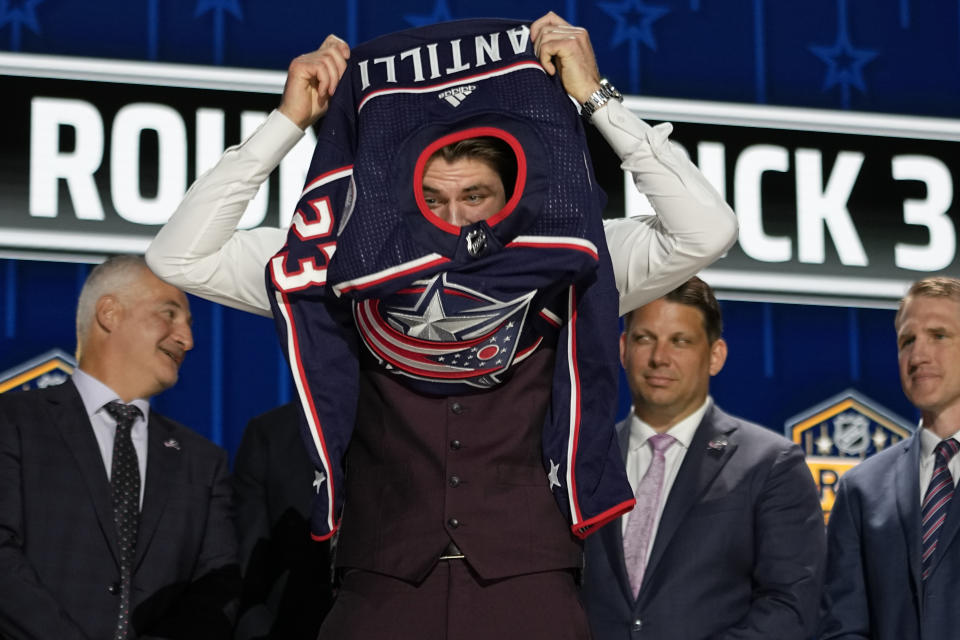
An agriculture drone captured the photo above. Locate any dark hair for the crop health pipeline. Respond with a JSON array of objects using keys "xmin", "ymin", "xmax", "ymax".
[
  {"xmin": 895, "ymin": 276, "xmax": 960, "ymax": 329},
  {"xmin": 430, "ymin": 136, "xmax": 518, "ymax": 198},
  {"xmin": 625, "ymin": 276, "xmax": 723, "ymax": 342}
]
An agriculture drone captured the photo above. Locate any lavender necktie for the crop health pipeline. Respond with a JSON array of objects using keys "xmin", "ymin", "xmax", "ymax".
[{"xmin": 623, "ymin": 433, "xmax": 675, "ymax": 599}]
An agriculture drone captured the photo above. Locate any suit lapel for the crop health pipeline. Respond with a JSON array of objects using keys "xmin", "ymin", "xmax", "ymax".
[
  {"xmin": 134, "ymin": 414, "xmax": 181, "ymax": 570},
  {"xmin": 640, "ymin": 405, "xmax": 737, "ymax": 595},
  {"xmin": 49, "ymin": 381, "xmax": 122, "ymax": 564},
  {"xmin": 605, "ymin": 417, "xmax": 636, "ymax": 602},
  {"xmin": 894, "ymin": 430, "xmax": 922, "ymax": 601}
]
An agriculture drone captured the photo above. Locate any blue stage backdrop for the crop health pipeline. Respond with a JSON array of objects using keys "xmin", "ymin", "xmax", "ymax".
[{"xmin": 0, "ymin": 0, "xmax": 952, "ymax": 474}]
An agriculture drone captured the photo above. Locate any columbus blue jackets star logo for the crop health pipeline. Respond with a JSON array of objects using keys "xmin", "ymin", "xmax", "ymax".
[
  {"xmin": 387, "ymin": 287, "xmax": 500, "ymax": 342},
  {"xmin": 354, "ymin": 273, "xmax": 537, "ymax": 388}
]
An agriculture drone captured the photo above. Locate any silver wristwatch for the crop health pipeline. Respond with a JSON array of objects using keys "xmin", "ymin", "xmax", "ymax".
[{"xmin": 580, "ymin": 78, "xmax": 623, "ymax": 121}]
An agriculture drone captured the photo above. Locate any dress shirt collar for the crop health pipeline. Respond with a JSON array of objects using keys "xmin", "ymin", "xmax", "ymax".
[
  {"xmin": 919, "ymin": 422, "xmax": 960, "ymax": 459},
  {"xmin": 628, "ymin": 396, "xmax": 712, "ymax": 453},
  {"xmin": 72, "ymin": 368, "xmax": 151, "ymax": 424}
]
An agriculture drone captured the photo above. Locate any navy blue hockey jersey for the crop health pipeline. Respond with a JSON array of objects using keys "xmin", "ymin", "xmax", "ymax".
[{"xmin": 266, "ymin": 18, "xmax": 634, "ymax": 541}]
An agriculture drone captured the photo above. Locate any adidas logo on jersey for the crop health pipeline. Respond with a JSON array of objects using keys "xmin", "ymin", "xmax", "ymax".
[{"xmin": 438, "ymin": 85, "xmax": 477, "ymax": 107}]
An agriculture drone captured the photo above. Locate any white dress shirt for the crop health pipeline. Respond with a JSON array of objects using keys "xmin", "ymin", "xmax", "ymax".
[
  {"xmin": 146, "ymin": 102, "xmax": 738, "ymax": 318},
  {"xmin": 72, "ymin": 369, "xmax": 150, "ymax": 507},
  {"xmin": 918, "ymin": 426, "xmax": 960, "ymax": 500},
  {"xmin": 622, "ymin": 397, "xmax": 712, "ymax": 562}
]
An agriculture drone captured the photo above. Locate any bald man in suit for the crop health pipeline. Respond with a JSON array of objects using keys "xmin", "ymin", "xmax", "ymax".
[{"xmin": 0, "ymin": 255, "xmax": 239, "ymax": 639}]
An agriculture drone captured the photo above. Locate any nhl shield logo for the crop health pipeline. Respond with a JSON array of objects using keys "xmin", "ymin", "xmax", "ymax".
[
  {"xmin": 784, "ymin": 389, "xmax": 914, "ymax": 522},
  {"xmin": 0, "ymin": 348, "xmax": 76, "ymax": 394}
]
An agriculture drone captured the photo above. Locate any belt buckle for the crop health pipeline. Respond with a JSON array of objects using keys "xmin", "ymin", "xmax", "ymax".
[{"xmin": 439, "ymin": 541, "xmax": 465, "ymax": 561}]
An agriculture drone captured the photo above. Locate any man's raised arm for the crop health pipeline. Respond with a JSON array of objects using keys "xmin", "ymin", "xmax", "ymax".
[
  {"xmin": 533, "ymin": 12, "xmax": 738, "ymax": 316},
  {"xmin": 145, "ymin": 36, "xmax": 350, "ymax": 316}
]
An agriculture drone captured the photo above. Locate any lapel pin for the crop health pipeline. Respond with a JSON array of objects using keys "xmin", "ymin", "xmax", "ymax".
[
  {"xmin": 707, "ymin": 438, "xmax": 728, "ymax": 454},
  {"xmin": 163, "ymin": 438, "xmax": 181, "ymax": 450}
]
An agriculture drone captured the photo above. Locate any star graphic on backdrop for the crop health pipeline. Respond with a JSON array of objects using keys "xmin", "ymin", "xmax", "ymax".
[
  {"xmin": 194, "ymin": 0, "xmax": 243, "ymax": 64},
  {"xmin": 0, "ymin": 0, "xmax": 45, "ymax": 50},
  {"xmin": 898, "ymin": 0, "xmax": 910, "ymax": 29},
  {"xmin": 872, "ymin": 429, "xmax": 888, "ymax": 451},
  {"xmin": 547, "ymin": 460, "xmax": 562, "ymax": 490},
  {"xmin": 598, "ymin": 0, "xmax": 670, "ymax": 51},
  {"xmin": 404, "ymin": 0, "xmax": 452, "ymax": 27},
  {"xmin": 389, "ymin": 291, "xmax": 498, "ymax": 342},
  {"xmin": 808, "ymin": 0, "xmax": 877, "ymax": 107},
  {"xmin": 809, "ymin": 36, "xmax": 877, "ymax": 93},
  {"xmin": 194, "ymin": 0, "xmax": 242, "ymax": 18},
  {"xmin": 815, "ymin": 429, "xmax": 834, "ymax": 456},
  {"xmin": 313, "ymin": 470, "xmax": 327, "ymax": 494}
]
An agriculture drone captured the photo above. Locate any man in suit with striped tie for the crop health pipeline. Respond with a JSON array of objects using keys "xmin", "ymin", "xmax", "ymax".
[
  {"xmin": 0, "ymin": 255, "xmax": 239, "ymax": 639},
  {"xmin": 821, "ymin": 276, "xmax": 960, "ymax": 640}
]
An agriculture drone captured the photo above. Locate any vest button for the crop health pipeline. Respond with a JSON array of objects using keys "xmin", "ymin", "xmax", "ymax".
[
  {"xmin": 448, "ymin": 517, "xmax": 460, "ymax": 529},
  {"xmin": 108, "ymin": 582, "xmax": 120, "ymax": 595},
  {"xmin": 451, "ymin": 402, "xmax": 464, "ymax": 415},
  {"xmin": 449, "ymin": 475, "xmax": 461, "ymax": 488},
  {"xmin": 450, "ymin": 439, "xmax": 462, "ymax": 450}
]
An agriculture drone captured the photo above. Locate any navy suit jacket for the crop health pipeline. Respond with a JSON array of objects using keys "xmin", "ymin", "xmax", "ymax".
[
  {"xmin": 583, "ymin": 404, "xmax": 826, "ymax": 639},
  {"xmin": 0, "ymin": 380, "xmax": 240, "ymax": 639},
  {"xmin": 820, "ymin": 428, "xmax": 960, "ymax": 639},
  {"xmin": 232, "ymin": 402, "xmax": 335, "ymax": 640}
]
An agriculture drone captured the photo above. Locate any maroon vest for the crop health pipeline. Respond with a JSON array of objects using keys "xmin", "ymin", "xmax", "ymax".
[{"xmin": 335, "ymin": 346, "xmax": 583, "ymax": 582}]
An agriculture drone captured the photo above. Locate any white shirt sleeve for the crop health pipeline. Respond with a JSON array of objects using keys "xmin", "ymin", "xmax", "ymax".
[
  {"xmin": 147, "ymin": 102, "xmax": 738, "ymax": 319},
  {"xmin": 145, "ymin": 109, "xmax": 304, "ymax": 317},
  {"xmin": 596, "ymin": 100, "xmax": 739, "ymax": 316}
]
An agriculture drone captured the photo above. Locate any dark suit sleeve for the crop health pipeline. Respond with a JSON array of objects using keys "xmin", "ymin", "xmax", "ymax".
[
  {"xmin": 141, "ymin": 446, "xmax": 240, "ymax": 640},
  {"xmin": 817, "ymin": 476, "xmax": 871, "ymax": 639},
  {"xmin": 0, "ymin": 398, "xmax": 90, "ymax": 640},
  {"xmin": 716, "ymin": 445, "xmax": 827, "ymax": 640},
  {"xmin": 231, "ymin": 416, "xmax": 276, "ymax": 638}
]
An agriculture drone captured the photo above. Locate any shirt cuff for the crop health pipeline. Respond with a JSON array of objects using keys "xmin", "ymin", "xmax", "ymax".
[
  {"xmin": 241, "ymin": 109, "xmax": 307, "ymax": 170},
  {"xmin": 590, "ymin": 100, "xmax": 655, "ymax": 160}
]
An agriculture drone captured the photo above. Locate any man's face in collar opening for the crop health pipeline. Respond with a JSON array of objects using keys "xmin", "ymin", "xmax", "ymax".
[{"xmin": 421, "ymin": 155, "xmax": 507, "ymax": 227}]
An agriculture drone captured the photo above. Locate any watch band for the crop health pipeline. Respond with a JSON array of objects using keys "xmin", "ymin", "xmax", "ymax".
[{"xmin": 580, "ymin": 78, "xmax": 624, "ymax": 121}]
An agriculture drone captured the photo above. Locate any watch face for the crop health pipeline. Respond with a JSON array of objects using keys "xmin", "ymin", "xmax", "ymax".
[{"xmin": 600, "ymin": 79, "xmax": 622, "ymax": 100}]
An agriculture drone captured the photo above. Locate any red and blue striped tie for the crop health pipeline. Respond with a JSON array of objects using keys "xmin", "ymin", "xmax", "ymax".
[{"xmin": 921, "ymin": 438, "xmax": 960, "ymax": 581}]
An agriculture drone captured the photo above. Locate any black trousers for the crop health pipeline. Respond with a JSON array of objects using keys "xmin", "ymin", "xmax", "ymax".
[{"xmin": 317, "ymin": 560, "xmax": 591, "ymax": 639}]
